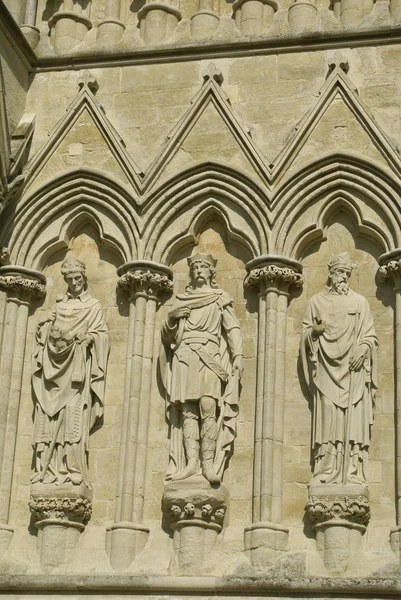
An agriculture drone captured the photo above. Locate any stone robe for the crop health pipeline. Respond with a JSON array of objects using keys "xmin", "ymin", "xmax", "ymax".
[
  {"xmin": 301, "ymin": 287, "xmax": 378, "ymax": 485},
  {"xmin": 161, "ymin": 288, "xmax": 243, "ymax": 480},
  {"xmin": 32, "ymin": 289, "xmax": 110, "ymax": 487}
]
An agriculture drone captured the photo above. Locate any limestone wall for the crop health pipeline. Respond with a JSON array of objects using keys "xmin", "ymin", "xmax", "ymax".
[{"xmin": 1, "ymin": 0, "xmax": 401, "ymax": 593}]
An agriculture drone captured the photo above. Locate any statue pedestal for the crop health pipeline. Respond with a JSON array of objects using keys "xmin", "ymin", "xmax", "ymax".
[
  {"xmin": 162, "ymin": 477, "xmax": 228, "ymax": 575},
  {"xmin": 306, "ymin": 483, "xmax": 370, "ymax": 575},
  {"xmin": 29, "ymin": 483, "xmax": 92, "ymax": 570}
]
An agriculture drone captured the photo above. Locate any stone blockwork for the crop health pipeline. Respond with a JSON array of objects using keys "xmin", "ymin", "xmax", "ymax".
[{"xmin": 0, "ymin": 0, "xmax": 401, "ymax": 595}]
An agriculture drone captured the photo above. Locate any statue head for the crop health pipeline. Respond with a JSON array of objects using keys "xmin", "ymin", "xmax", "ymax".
[
  {"xmin": 186, "ymin": 253, "xmax": 220, "ymax": 290},
  {"xmin": 327, "ymin": 252, "xmax": 356, "ymax": 295},
  {"xmin": 61, "ymin": 256, "xmax": 87, "ymax": 297}
]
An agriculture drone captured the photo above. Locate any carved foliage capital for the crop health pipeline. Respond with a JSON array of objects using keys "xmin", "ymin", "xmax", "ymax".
[
  {"xmin": 245, "ymin": 264, "xmax": 303, "ymax": 292},
  {"xmin": 0, "ymin": 274, "xmax": 46, "ymax": 298},
  {"xmin": 29, "ymin": 496, "xmax": 92, "ymax": 523},
  {"xmin": 306, "ymin": 494, "xmax": 370, "ymax": 527},
  {"xmin": 118, "ymin": 269, "xmax": 173, "ymax": 297}
]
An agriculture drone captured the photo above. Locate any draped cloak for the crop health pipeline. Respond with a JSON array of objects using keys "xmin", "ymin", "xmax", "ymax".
[
  {"xmin": 160, "ymin": 288, "xmax": 243, "ymax": 481},
  {"xmin": 301, "ymin": 287, "xmax": 378, "ymax": 485},
  {"xmin": 32, "ymin": 290, "xmax": 110, "ymax": 487}
]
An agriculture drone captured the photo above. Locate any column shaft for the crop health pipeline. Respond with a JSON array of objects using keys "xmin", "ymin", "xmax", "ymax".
[
  {"xmin": 22, "ymin": 0, "xmax": 38, "ymax": 25},
  {"xmin": 244, "ymin": 256, "xmax": 302, "ymax": 566}
]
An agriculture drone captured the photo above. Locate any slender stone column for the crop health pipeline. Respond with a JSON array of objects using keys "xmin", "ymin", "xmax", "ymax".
[
  {"xmin": 0, "ymin": 266, "xmax": 46, "ymax": 554},
  {"xmin": 243, "ymin": 255, "xmax": 302, "ymax": 566},
  {"xmin": 20, "ymin": 0, "xmax": 40, "ymax": 47},
  {"xmin": 97, "ymin": 0, "xmax": 126, "ymax": 46},
  {"xmin": 379, "ymin": 250, "xmax": 401, "ymax": 558},
  {"xmin": 107, "ymin": 261, "xmax": 173, "ymax": 571}
]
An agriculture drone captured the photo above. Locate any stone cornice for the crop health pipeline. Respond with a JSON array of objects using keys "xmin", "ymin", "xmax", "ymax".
[
  {"xmin": 0, "ymin": 266, "xmax": 46, "ymax": 298},
  {"xmin": 117, "ymin": 261, "xmax": 173, "ymax": 295},
  {"xmin": 245, "ymin": 255, "xmax": 303, "ymax": 291},
  {"xmin": 1, "ymin": 0, "xmax": 401, "ymax": 75}
]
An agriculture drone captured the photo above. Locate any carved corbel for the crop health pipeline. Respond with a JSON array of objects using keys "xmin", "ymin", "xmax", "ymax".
[{"xmin": 244, "ymin": 255, "xmax": 302, "ymax": 566}]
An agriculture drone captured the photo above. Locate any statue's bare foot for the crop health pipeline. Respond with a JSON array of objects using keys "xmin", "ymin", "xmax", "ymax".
[
  {"xmin": 171, "ymin": 460, "xmax": 199, "ymax": 481},
  {"xmin": 202, "ymin": 463, "xmax": 220, "ymax": 485}
]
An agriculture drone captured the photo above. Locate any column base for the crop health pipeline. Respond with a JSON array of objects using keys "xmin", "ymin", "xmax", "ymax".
[
  {"xmin": 306, "ymin": 483, "xmax": 369, "ymax": 575},
  {"xmin": 20, "ymin": 24, "xmax": 40, "ymax": 48},
  {"xmin": 390, "ymin": 526, "xmax": 401, "ymax": 558},
  {"xmin": 0, "ymin": 523, "xmax": 13, "ymax": 555},
  {"xmin": 106, "ymin": 521, "xmax": 150, "ymax": 571},
  {"xmin": 190, "ymin": 10, "xmax": 220, "ymax": 39},
  {"xmin": 29, "ymin": 483, "xmax": 92, "ymax": 570},
  {"xmin": 163, "ymin": 477, "xmax": 228, "ymax": 575},
  {"xmin": 244, "ymin": 521, "xmax": 289, "ymax": 565},
  {"xmin": 97, "ymin": 18, "xmax": 126, "ymax": 45},
  {"xmin": 137, "ymin": 2, "xmax": 182, "ymax": 44}
]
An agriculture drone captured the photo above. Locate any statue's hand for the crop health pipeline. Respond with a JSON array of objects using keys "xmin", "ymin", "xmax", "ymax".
[
  {"xmin": 78, "ymin": 333, "xmax": 94, "ymax": 349},
  {"xmin": 168, "ymin": 306, "xmax": 191, "ymax": 323},
  {"xmin": 37, "ymin": 315, "xmax": 52, "ymax": 328},
  {"xmin": 232, "ymin": 355, "xmax": 244, "ymax": 379},
  {"xmin": 312, "ymin": 317, "xmax": 326, "ymax": 338},
  {"xmin": 350, "ymin": 345, "xmax": 369, "ymax": 371}
]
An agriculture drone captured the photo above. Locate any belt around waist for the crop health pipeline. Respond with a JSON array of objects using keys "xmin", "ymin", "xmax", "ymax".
[{"xmin": 182, "ymin": 334, "xmax": 219, "ymax": 346}]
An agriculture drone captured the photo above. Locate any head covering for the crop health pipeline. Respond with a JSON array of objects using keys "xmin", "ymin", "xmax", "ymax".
[
  {"xmin": 187, "ymin": 253, "xmax": 217, "ymax": 268},
  {"xmin": 61, "ymin": 256, "xmax": 86, "ymax": 276},
  {"xmin": 327, "ymin": 252, "xmax": 356, "ymax": 272}
]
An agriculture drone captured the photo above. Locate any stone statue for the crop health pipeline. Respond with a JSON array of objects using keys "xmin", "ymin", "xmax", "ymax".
[
  {"xmin": 301, "ymin": 253, "xmax": 378, "ymax": 486},
  {"xmin": 160, "ymin": 253, "xmax": 243, "ymax": 485},
  {"xmin": 31, "ymin": 256, "xmax": 110, "ymax": 487}
]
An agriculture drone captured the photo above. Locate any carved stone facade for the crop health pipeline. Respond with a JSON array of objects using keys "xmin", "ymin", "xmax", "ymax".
[{"xmin": 0, "ymin": 0, "xmax": 401, "ymax": 597}]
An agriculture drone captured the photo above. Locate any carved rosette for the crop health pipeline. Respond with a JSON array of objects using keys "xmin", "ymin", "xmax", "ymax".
[
  {"xmin": 0, "ymin": 266, "xmax": 46, "ymax": 299},
  {"xmin": 29, "ymin": 496, "xmax": 92, "ymax": 524},
  {"xmin": 306, "ymin": 494, "xmax": 370, "ymax": 527}
]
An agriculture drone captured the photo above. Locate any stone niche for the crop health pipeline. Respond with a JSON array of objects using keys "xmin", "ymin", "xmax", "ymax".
[
  {"xmin": 146, "ymin": 220, "xmax": 258, "ymax": 574},
  {"xmin": 285, "ymin": 211, "xmax": 395, "ymax": 575},
  {"xmin": 12, "ymin": 223, "xmax": 126, "ymax": 569}
]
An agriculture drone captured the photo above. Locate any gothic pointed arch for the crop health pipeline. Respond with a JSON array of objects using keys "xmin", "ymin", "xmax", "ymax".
[
  {"xmin": 142, "ymin": 162, "xmax": 269, "ymax": 262},
  {"xmin": 1, "ymin": 168, "xmax": 139, "ymax": 269}
]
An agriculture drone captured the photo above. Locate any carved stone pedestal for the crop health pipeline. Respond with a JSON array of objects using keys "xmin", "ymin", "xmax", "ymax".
[
  {"xmin": 29, "ymin": 483, "xmax": 92, "ymax": 570},
  {"xmin": 244, "ymin": 521, "xmax": 289, "ymax": 565},
  {"xmin": 306, "ymin": 484, "xmax": 370, "ymax": 575},
  {"xmin": 49, "ymin": 11, "xmax": 92, "ymax": 54},
  {"xmin": 163, "ymin": 478, "xmax": 228, "ymax": 575},
  {"xmin": 232, "ymin": 0, "xmax": 277, "ymax": 35}
]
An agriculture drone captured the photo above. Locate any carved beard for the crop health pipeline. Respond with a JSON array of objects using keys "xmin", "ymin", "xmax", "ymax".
[{"xmin": 331, "ymin": 273, "xmax": 350, "ymax": 295}]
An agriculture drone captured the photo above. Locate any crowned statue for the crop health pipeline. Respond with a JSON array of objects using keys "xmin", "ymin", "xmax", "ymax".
[
  {"xmin": 31, "ymin": 256, "xmax": 110, "ymax": 487},
  {"xmin": 301, "ymin": 252, "xmax": 378, "ymax": 486},
  {"xmin": 160, "ymin": 253, "xmax": 244, "ymax": 485}
]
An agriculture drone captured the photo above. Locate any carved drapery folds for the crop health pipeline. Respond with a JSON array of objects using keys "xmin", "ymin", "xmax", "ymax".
[
  {"xmin": 160, "ymin": 253, "xmax": 243, "ymax": 574},
  {"xmin": 244, "ymin": 256, "xmax": 302, "ymax": 566},
  {"xmin": 0, "ymin": 265, "xmax": 45, "ymax": 554},
  {"xmin": 302, "ymin": 253, "xmax": 377, "ymax": 574},
  {"xmin": 107, "ymin": 261, "xmax": 173, "ymax": 571},
  {"xmin": 379, "ymin": 250, "xmax": 401, "ymax": 559},
  {"xmin": 29, "ymin": 256, "xmax": 110, "ymax": 569}
]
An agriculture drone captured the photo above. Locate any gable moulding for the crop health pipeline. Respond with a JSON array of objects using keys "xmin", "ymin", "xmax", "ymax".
[
  {"xmin": 1, "ymin": 169, "xmax": 139, "ymax": 268},
  {"xmin": 272, "ymin": 156, "xmax": 401, "ymax": 258},
  {"xmin": 20, "ymin": 59, "xmax": 401, "ymax": 211}
]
